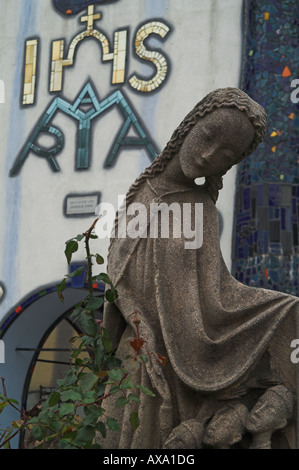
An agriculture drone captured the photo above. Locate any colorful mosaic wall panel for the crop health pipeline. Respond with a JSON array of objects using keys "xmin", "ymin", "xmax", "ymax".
[
  {"xmin": 232, "ymin": 0, "xmax": 299, "ymax": 294},
  {"xmin": 233, "ymin": 182, "xmax": 299, "ymax": 294},
  {"xmin": 53, "ymin": 0, "xmax": 119, "ymax": 16}
]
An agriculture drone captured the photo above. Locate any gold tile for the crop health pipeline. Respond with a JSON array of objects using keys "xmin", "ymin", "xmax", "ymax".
[
  {"xmin": 54, "ymin": 60, "xmax": 63, "ymax": 72},
  {"xmin": 115, "ymin": 50, "xmax": 126, "ymax": 67},
  {"xmin": 117, "ymin": 31, "xmax": 127, "ymax": 51},
  {"xmin": 52, "ymin": 41, "xmax": 63, "ymax": 61},
  {"xmin": 53, "ymin": 71, "xmax": 62, "ymax": 92},
  {"xmin": 24, "ymin": 64, "xmax": 33, "ymax": 83},
  {"xmin": 112, "ymin": 69, "xmax": 125, "ymax": 84},
  {"xmin": 63, "ymin": 58, "xmax": 73, "ymax": 67},
  {"xmin": 26, "ymin": 45, "xmax": 34, "ymax": 64},
  {"xmin": 23, "ymin": 82, "xmax": 32, "ymax": 95}
]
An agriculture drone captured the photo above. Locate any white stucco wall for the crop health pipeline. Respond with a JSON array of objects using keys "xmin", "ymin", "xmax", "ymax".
[{"xmin": 0, "ymin": 0, "xmax": 243, "ymax": 323}]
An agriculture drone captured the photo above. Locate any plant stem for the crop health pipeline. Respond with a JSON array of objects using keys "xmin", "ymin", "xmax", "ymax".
[
  {"xmin": 84, "ymin": 218, "xmax": 99, "ymax": 298},
  {"xmin": 85, "ymin": 237, "xmax": 93, "ymax": 298}
]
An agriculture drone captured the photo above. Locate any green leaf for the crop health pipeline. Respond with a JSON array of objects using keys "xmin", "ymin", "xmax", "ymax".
[
  {"xmin": 76, "ymin": 234, "xmax": 85, "ymax": 241},
  {"xmin": 60, "ymin": 389, "xmax": 82, "ymax": 402},
  {"xmin": 74, "ymin": 357, "xmax": 83, "ymax": 366},
  {"xmin": 8, "ymin": 398, "xmax": 19, "ymax": 405},
  {"xmin": 3, "ymin": 437, "xmax": 12, "ymax": 449},
  {"xmin": 48, "ymin": 391, "xmax": 60, "ymax": 407},
  {"xmin": 72, "ymin": 348, "xmax": 82, "ymax": 358},
  {"xmin": 85, "ymin": 297, "xmax": 103, "ymax": 311},
  {"xmin": 32, "ymin": 409, "xmax": 52, "ymax": 426},
  {"xmin": 105, "ymin": 287, "xmax": 118, "ymax": 303},
  {"xmin": 81, "ymin": 390, "xmax": 96, "ymax": 404},
  {"xmin": 80, "ymin": 373, "xmax": 98, "ymax": 392},
  {"xmin": 137, "ymin": 354, "xmax": 149, "ymax": 365},
  {"xmin": 83, "ymin": 414, "xmax": 97, "ymax": 427},
  {"xmin": 80, "ymin": 334, "xmax": 94, "ymax": 347},
  {"xmin": 28, "ymin": 416, "xmax": 39, "ymax": 424},
  {"xmin": 59, "ymin": 402, "xmax": 75, "ymax": 417},
  {"xmin": 83, "ymin": 407, "xmax": 102, "ymax": 426},
  {"xmin": 95, "ymin": 254, "xmax": 104, "ymax": 265},
  {"xmin": 106, "ymin": 416, "xmax": 119, "ymax": 431},
  {"xmin": 106, "ymin": 355, "xmax": 122, "ymax": 369},
  {"xmin": 102, "ymin": 328, "xmax": 113, "ymax": 353},
  {"xmin": 119, "ymin": 377, "xmax": 134, "ymax": 390},
  {"xmin": 115, "ymin": 396, "xmax": 129, "ymax": 408},
  {"xmin": 30, "ymin": 425, "xmax": 45, "ymax": 441},
  {"xmin": 65, "ymin": 370, "xmax": 78, "ymax": 386},
  {"xmin": 74, "ymin": 425, "xmax": 95, "ymax": 444},
  {"xmin": 80, "ymin": 312, "xmax": 98, "ymax": 337},
  {"xmin": 56, "ymin": 280, "xmax": 66, "ymax": 293},
  {"xmin": 95, "ymin": 273, "xmax": 111, "ymax": 285},
  {"xmin": 96, "ymin": 421, "xmax": 106, "ymax": 438},
  {"xmin": 59, "ymin": 438, "xmax": 73, "ymax": 449},
  {"xmin": 64, "ymin": 240, "xmax": 79, "ymax": 264},
  {"xmin": 56, "ymin": 278, "xmax": 66, "ymax": 302},
  {"xmin": 70, "ymin": 305, "xmax": 83, "ymax": 320},
  {"xmin": 52, "ymin": 420, "xmax": 63, "ymax": 433},
  {"xmin": 129, "ymin": 411, "xmax": 140, "ymax": 432},
  {"xmin": 94, "ymin": 343, "xmax": 104, "ymax": 368},
  {"xmin": 65, "ymin": 236, "xmax": 76, "ymax": 244},
  {"xmin": 128, "ymin": 393, "xmax": 141, "ymax": 404},
  {"xmin": 107, "ymin": 368, "xmax": 124, "ymax": 384},
  {"xmin": 95, "ymin": 382, "xmax": 106, "ymax": 397},
  {"xmin": 0, "ymin": 401, "xmax": 8, "ymax": 414},
  {"xmin": 137, "ymin": 384, "xmax": 156, "ymax": 397},
  {"xmin": 57, "ymin": 370, "xmax": 78, "ymax": 387},
  {"xmin": 65, "ymin": 266, "xmax": 85, "ymax": 278}
]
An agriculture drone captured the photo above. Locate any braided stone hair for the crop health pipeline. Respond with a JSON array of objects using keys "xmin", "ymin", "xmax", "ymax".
[{"xmin": 109, "ymin": 88, "xmax": 267, "ymax": 255}]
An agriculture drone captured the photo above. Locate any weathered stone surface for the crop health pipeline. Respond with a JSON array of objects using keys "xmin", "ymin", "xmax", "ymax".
[
  {"xmin": 246, "ymin": 385, "xmax": 294, "ymax": 449},
  {"xmin": 98, "ymin": 88, "xmax": 299, "ymax": 449}
]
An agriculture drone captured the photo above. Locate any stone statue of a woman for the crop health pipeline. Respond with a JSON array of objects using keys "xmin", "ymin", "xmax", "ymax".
[{"xmin": 99, "ymin": 88, "xmax": 299, "ymax": 449}]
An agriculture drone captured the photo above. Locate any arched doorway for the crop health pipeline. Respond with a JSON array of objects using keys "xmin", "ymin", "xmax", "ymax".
[{"xmin": 0, "ymin": 281, "xmax": 104, "ymax": 449}]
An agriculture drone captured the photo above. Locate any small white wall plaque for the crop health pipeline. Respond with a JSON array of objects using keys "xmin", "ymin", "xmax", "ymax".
[{"xmin": 64, "ymin": 193, "xmax": 101, "ymax": 217}]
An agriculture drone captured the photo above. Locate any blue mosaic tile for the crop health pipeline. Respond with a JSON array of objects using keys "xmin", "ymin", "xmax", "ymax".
[{"xmin": 232, "ymin": 0, "xmax": 299, "ymax": 295}]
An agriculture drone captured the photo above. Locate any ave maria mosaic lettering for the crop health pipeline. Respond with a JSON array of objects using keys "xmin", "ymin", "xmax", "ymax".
[{"xmin": 10, "ymin": 83, "xmax": 158, "ymax": 175}]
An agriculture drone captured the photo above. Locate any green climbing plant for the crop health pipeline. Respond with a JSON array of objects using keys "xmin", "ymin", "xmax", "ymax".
[{"xmin": 0, "ymin": 218, "xmax": 164, "ymax": 449}]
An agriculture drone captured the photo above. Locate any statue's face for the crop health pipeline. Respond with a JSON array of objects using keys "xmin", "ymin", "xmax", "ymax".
[
  {"xmin": 203, "ymin": 407, "xmax": 243, "ymax": 447},
  {"xmin": 178, "ymin": 107, "xmax": 255, "ymax": 180},
  {"xmin": 246, "ymin": 393, "xmax": 287, "ymax": 433}
]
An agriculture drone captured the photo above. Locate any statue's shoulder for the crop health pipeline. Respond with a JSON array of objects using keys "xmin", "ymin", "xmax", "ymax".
[{"xmin": 157, "ymin": 184, "xmax": 213, "ymax": 205}]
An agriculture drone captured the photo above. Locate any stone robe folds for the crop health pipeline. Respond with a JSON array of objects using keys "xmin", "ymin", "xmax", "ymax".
[{"xmin": 100, "ymin": 181, "xmax": 299, "ymax": 449}]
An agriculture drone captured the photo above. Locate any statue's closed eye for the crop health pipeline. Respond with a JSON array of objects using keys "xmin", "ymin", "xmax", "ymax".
[{"xmin": 202, "ymin": 125, "xmax": 213, "ymax": 140}]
